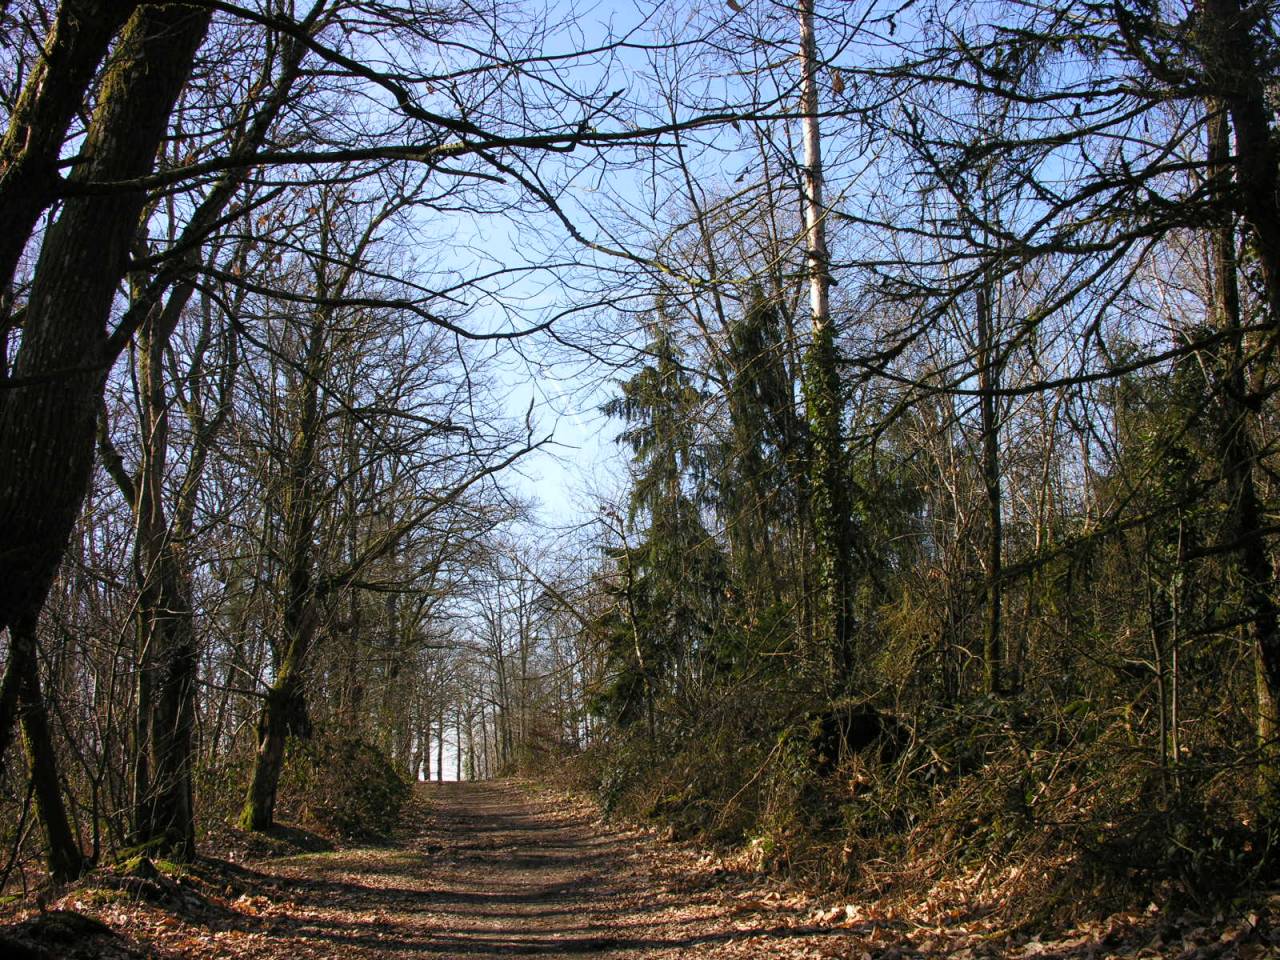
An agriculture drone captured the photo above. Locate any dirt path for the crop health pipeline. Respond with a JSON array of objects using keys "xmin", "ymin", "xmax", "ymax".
[
  {"xmin": 211, "ymin": 779, "xmax": 844, "ymax": 958},
  {"xmin": 25, "ymin": 779, "xmax": 1280, "ymax": 958}
]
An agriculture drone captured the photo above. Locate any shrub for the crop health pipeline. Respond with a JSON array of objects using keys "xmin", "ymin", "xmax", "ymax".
[{"xmin": 280, "ymin": 734, "xmax": 411, "ymax": 840}]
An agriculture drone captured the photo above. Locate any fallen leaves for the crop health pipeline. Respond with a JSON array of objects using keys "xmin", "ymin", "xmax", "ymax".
[{"xmin": 3, "ymin": 781, "xmax": 1279, "ymax": 959}]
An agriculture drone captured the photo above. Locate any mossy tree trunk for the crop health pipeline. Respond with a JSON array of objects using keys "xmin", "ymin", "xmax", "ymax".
[{"xmin": 239, "ymin": 309, "xmax": 326, "ymax": 832}]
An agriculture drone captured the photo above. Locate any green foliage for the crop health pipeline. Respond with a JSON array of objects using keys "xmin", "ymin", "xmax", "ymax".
[
  {"xmin": 578, "ymin": 276, "xmax": 1280, "ymax": 926},
  {"xmin": 802, "ymin": 317, "xmax": 856, "ymax": 685},
  {"xmin": 602, "ymin": 318, "xmax": 708, "ymax": 526},
  {"xmin": 587, "ymin": 681, "xmax": 805, "ymax": 842},
  {"xmin": 714, "ymin": 290, "xmax": 806, "ymax": 544},
  {"xmin": 594, "ymin": 310, "xmax": 734, "ymax": 731},
  {"xmin": 279, "ymin": 734, "xmax": 411, "ymax": 840}
]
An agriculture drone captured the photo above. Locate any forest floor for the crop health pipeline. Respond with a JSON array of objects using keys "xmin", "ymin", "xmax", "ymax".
[{"xmin": 4, "ymin": 779, "xmax": 1279, "ymax": 958}]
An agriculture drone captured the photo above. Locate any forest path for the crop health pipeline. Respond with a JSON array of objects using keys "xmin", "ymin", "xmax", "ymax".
[
  {"xmin": 215, "ymin": 779, "xmax": 848, "ymax": 958},
  {"xmin": 39, "ymin": 779, "xmax": 1263, "ymax": 958}
]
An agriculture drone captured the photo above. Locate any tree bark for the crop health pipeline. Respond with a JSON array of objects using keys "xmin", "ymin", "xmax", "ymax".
[
  {"xmin": 1206, "ymin": 101, "xmax": 1280, "ymax": 811},
  {"xmin": 0, "ymin": 636, "xmax": 23, "ymax": 777},
  {"xmin": 976, "ymin": 268, "xmax": 1003, "ymax": 696},
  {"xmin": 0, "ymin": 0, "xmax": 137, "ymax": 292},
  {"xmin": 239, "ymin": 661, "xmax": 310, "ymax": 831},
  {"xmin": 11, "ymin": 618, "xmax": 85, "ymax": 881},
  {"xmin": 0, "ymin": 2, "xmax": 209, "ymax": 872},
  {"xmin": 798, "ymin": 0, "xmax": 855, "ymax": 688}
]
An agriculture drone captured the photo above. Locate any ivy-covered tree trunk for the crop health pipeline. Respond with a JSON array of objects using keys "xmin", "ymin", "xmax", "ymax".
[
  {"xmin": 798, "ymin": 0, "xmax": 855, "ymax": 687},
  {"xmin": 803, "ymin": 327, "xmax": 855, "ymax": 685}
]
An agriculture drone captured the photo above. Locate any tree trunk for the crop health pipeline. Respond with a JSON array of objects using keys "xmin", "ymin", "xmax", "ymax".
[
  {"xmin": 436, "ymin": 698, "xmax": 445, "ymax": 782},
  {"xmin": 976, "ymin": 268, "xmax": 1003, "ymax": 696},
  {"xmin": 416, "ymin": 707, "xmax": 430, "ymax": 781},
  {"xmin": 1206, "ymin": 101, "xmax": 1280, "ymax": 812},
  {"xmin": 135, "ymin": 590, "xmax": 198, "ymax": 856},
  {"xmin": 0, "ymin": 0, "xmax": 137, "ymax": 292},
  {"xmin": 0, "ymin": 2, "xmax": 209, "ymax": 785},
  {"xmin": 131, "ymin": 559, "xmax": 198, "ymax": 857},
  {"xmin": 466, "ymin": 703, "xmax": 476, "ymax": 781},
  {"xmin": 239, "ymin": 665, "xmax": 309, "ymax": 831},
  {"xmin": 0, "ymin": 636, "xmax": 24, "ymax": 777},
  {"xmin": 12, "ymin": 618, "xmax": 85, "ymax": 881},
  {"xmin": 238, "ymin": 521, "xmax": 319, "ymax": 831},
  {"xmin": 454, "ymin": 709, "xmax": 462, "ymax": 781},
  {"xmin": 1199, "ymin": 0, "xmax": 1280, "ymax": 327},
  {"xmin": 798, "ymin": 0, "xmax": 855, "ymax": 688},
  {"xmin": 1192, "ymin": 14, "xmax": 1280, "ymax": 810}
]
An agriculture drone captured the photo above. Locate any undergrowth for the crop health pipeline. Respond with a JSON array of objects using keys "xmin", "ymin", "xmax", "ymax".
[
  {"xmin": 196, "ymin": 730, "xmax": 410, "ymax": 843},
  {"xmin": 567, "ymin": 690, "xmax": 1279, "ymax": 928}
]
